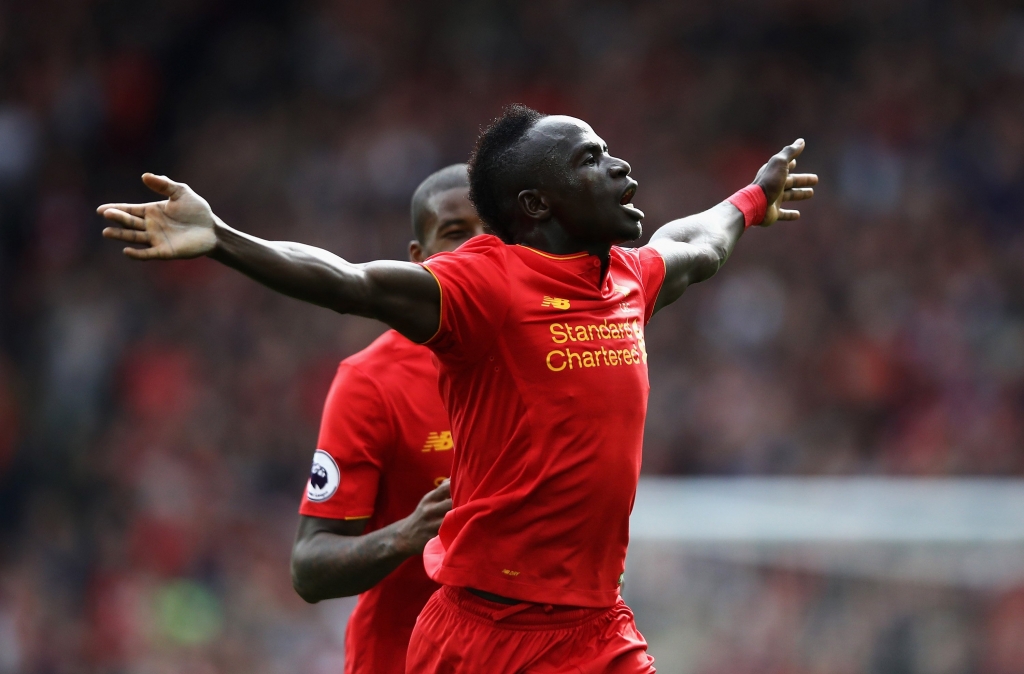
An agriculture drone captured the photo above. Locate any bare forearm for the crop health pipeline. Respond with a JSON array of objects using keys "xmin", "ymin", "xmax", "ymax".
[
  {"xmin": 291, "ymin": 519, "xmax": 415, "ymax": 602},
  {"xmin": 647, "ymin": 201, "xmax": 746, "ymax": 312},
  {"xmin": 650, "ymin": 201, "xmax": 745, "ymax": 271},
  {"xmin": 206, "ymin": 220, "xmax": 439, "ymax": 340},
  {"xmin": 209, "ymin": 219, "xmax": 369, "ymax": 314}
]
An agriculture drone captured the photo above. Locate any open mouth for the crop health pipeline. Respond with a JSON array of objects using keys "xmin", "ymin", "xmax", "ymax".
[
  {"xmin": 618, "ymin": 181, "xmax": 644, "ymax": 220},
  {"xmin": 620, "ymin": 183, "xmax": 637, "ymax": 205}
]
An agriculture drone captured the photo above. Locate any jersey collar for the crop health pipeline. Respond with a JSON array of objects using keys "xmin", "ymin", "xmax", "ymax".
[{"xmin": 514, "ymin": 244, "xmax": 591, "ymax": 261}]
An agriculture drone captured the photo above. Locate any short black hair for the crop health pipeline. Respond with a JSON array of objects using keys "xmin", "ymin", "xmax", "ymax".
[
  {"xmin": 468, "ymin": 104, "xmax": 546, "ymax": 243},
  {"xmin": 410, "ymin": 164, "xmax": 470, "ymax": 243}
]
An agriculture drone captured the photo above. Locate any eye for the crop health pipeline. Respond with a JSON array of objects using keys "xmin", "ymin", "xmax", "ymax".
[{"xmin": 583, "ymin": 155, "xmax": 597, "ymax": 166}]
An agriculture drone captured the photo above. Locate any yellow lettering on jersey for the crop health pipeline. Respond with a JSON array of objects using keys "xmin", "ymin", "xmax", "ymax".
[
  {"xmin": 422, "ymin": 431, "xmax": 453, "ymax": 452},
  {"xmin": 544, "ymin": 319, "xmax": 647, "ymax": 371},
  {"xmin": 635, "ymin": 319, "xmax": 648, "ymax": 364},
  {"xmin": 541, "ymin": 296, "xmax": 571, "ymax": 310},
  {"xmin": 612, "ymin": 283, "xmax": 631, "ymax": 297},
  {"xmin": 502, "ymin": 569, "xmax": 521, "ymax": 577}
]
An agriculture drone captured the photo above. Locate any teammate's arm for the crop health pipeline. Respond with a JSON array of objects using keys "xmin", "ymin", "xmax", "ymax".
[
  {"xmin": 98, "ymin": 174, "xmax": 440, "ymax": 343},
  {"xmin": 291, "ymin": 480, "xmax": 451, "ymax": 602},
  {"xmin": 646, "ymin": 139, "xmax": 817, "ymax": 313}
]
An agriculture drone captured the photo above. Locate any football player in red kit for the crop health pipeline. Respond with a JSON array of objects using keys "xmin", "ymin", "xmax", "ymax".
[
  {"xmin": 99, "ymin": 106, "xmax": 816, "ymax": 672},
  {"xmin": 290, "ymin": 164, "xmax": 485, "ymax": 674}
]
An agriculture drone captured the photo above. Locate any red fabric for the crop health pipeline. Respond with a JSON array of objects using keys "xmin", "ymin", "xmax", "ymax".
[
  {"xmin": 422, "ymin": 535, "xmax": 445, "ymax": 579},
  {"xmin": 299, "ymin": 330, "xmax": 453, "ymax": 674},
  {"xmin": 726, "ymin": 184, "xmax": 768, "ymax": 228},
  {"xmin": 420, "ymin": 235, "xmax": 666, "ymax": 607},
  {"xmin": 407, "ymin": 586, "xmax": 656, "ymax": 673}
]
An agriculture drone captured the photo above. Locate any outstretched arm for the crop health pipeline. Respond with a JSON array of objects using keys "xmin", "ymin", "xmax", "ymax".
[
  {"xmin": 99, "ymin": 174, "xmax": 440, "ymax": 342},
  {"xmin": 646, "ymin": 139, "xmax": 818, "ymax": 313},
  {"xmin": 290, "ymin": 480, "xmax": 451, "ymax": 602}
]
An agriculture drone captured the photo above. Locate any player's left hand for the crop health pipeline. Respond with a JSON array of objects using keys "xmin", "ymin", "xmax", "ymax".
[{"xmin": 752, "ymin": 139, "xmax": 818, "ymax": 227}]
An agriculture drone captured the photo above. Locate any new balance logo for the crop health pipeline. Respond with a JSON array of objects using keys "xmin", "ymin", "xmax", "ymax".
[
  {"xmin": 422, "ymin": 431, "xmax": 453, "ymax": 452},
  {"xmin": 541, "ymin": 296, "xmax": 571, "ymax": 310}
]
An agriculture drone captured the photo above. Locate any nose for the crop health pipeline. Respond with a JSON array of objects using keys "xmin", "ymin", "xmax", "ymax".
[{"xmin": 609, "ymin": 157, "xmax": 631, "ymax": 178}]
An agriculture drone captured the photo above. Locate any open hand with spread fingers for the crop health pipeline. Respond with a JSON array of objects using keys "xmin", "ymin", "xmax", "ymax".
[
  {"xmin": 98, "ymin": 173, "xmax": 219, "ymax": 260},
  {"xmin": 752, "ymin": 139, "xmax": 819, "ymax": 228}
]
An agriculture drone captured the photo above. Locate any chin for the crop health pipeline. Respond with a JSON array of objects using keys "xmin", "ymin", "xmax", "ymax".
[
  {"xmin": 588, "ymin": 215, "xmax": 643, "ymax": 244},
  {"xmin": 615, "ymin": 221, "xmax": 643, "ymax": 243}
]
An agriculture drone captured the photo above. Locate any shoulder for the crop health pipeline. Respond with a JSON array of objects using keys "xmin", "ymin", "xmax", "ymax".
[
  {"xmin": 420, "ymin": 234, "xmax": 512, "ymax": 300},
  {"xmin": 610, "ymin": 245, "xmax": 662, "ymax": 277},
  {"xmin": 611, "ymin": 246, "xmax": 668, "ymax": 312},
  {"xmin": 446, "ymin": 233, "xmax": 505, "ymax": 255},
  {"xmin": 610, "ymin": 245, "xmax": 638, "ymax": 262},
  {"xmin": 422, "ymin": 234, "xmax": 508, "ymax": 269}
]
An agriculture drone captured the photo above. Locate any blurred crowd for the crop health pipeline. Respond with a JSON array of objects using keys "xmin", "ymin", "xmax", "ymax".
[
  {"xmin": 1, "ymin": 0, "xmax": 1023, "ymax": 671},
  {"xmin": 626, "ymin": 549, "xmax": 1024, "ymax": 674}
]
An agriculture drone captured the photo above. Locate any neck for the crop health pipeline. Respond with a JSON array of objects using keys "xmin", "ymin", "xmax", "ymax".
[{"xmin": 514, "ymin": 220, "xmax": 612, "ymax": 261}]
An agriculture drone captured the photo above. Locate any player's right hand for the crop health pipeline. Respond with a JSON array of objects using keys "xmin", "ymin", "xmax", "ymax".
[
  {"xmin": 395, "ymin": 479, "xmax": 452, "ymax": 556},
  {"xmin": 98, "ymin": 173, "xmax": 218, "ymax": 260}
]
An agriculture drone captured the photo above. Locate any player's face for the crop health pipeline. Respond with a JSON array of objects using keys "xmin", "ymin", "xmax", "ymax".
[
  {"xmin": 409, "ymin": 187, "xmax": 486, "ymax": 261},
  {"xmin": 522, "ymin": 116, "xmax": 644, "ymax": 244}
]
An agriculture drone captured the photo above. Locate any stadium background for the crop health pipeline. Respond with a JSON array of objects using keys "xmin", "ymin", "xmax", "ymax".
[{"xmin": 1, "ymin": 0, "xmax": 1023, "ymax": 672}]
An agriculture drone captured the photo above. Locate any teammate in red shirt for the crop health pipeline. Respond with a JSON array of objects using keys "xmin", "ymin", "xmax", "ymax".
[
  {"xmin": 290, "ymin": 164, "xmax": 485, "ymax": 674},
  {"xmin": 99, "ymin": 106, "xmax": 817, "ymax": 672}
]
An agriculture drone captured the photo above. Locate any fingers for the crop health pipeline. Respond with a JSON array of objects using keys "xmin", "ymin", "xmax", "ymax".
[
  {"xmin": 422, "ymin": 498, "xmax": 453, "ymax": 522},
  {"xmin": 776, "ymin": 209, "xmax": 801, "ymax": 221},
  {"xmin": 96, "ymin": 202, "xmax": 161, "ymax": 217},
  {"xmin": 101, "ymin": 208, "xmax": 147, "ymax": 230},
  {"xmin": 785, "ymin": 173, "xmax": 819, "ymax": 188},
  {"xmin": 781, "ymin": 188, "xmax": 815, "ymax": 202},
  {"xmin": 778, "ymin": 138, "xmax": 806, "ymax": 162},
  {"xmin": 422, "ymin": 480, "xmax": 451, "ymax": 504},
  {"xmin": 102, "ymin": 227, "xmax": 151, "ymax": 244},
  {"xmin": 123, "ymin": 246, "xmax": 163, "ymax": 260},
  {"xmin": 141, "ymin": 173, "xmax": 185, "ymax": 198}
]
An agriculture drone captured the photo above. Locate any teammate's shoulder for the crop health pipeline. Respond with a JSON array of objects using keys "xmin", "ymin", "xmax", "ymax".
[
  {"xmin": 342, "ymin": 329, "xmax": 426, "ymax": 368},
  {"xmin": 336, "ymin": 330, "xmax": 436, "ymax": 399}
]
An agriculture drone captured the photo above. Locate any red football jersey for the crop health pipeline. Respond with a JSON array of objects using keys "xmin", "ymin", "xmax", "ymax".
[
  {"xmin": 420, "ymin": 234, "xmax": 666, "ymax": 607},
  {"xmin": 299, "ymin": 330, "xmax": 452, "ymax": 674}
]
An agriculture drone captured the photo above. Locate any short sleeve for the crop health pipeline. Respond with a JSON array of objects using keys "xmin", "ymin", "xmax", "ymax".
[
  {"xmin": 421, "ymin": 237, "xmax": 511, "ymax": 366},
  {"xmin": 299, "ymin": 363, "xmax": 393, "ymax": 520},
  {"xmin": 619, "ymin": 246, "xmax": 667, "ymax": 324}
]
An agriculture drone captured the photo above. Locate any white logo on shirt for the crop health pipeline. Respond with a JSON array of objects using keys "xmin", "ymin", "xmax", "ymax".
[{"xmin": 307, "ymin": 449, "xmax": 340, "ymax": 502}]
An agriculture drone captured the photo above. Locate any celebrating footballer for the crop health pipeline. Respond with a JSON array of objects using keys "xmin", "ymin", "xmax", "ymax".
[{"xmin": 99, "ymin": 104, "xmax": 817, "ymax": 672}]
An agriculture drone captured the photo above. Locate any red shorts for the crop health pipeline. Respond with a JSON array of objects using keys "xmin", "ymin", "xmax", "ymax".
[{"xmin": 406, "ymin": 586, "xmax": 656, "ymax": 673}]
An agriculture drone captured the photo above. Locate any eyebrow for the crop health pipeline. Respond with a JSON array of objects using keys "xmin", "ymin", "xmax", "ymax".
[{"xmin": 573, "ymin": 141, "xmax": 607, "ymax": 162}]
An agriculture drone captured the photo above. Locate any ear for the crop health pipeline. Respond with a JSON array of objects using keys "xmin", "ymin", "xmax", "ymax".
[
  {"xmin": 517, "ymin": 190, "xmax": 551, "ymax": 221},
  {"xmin": 409, "ymin": 240, "xmax": 425, "ymax": 263}
]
